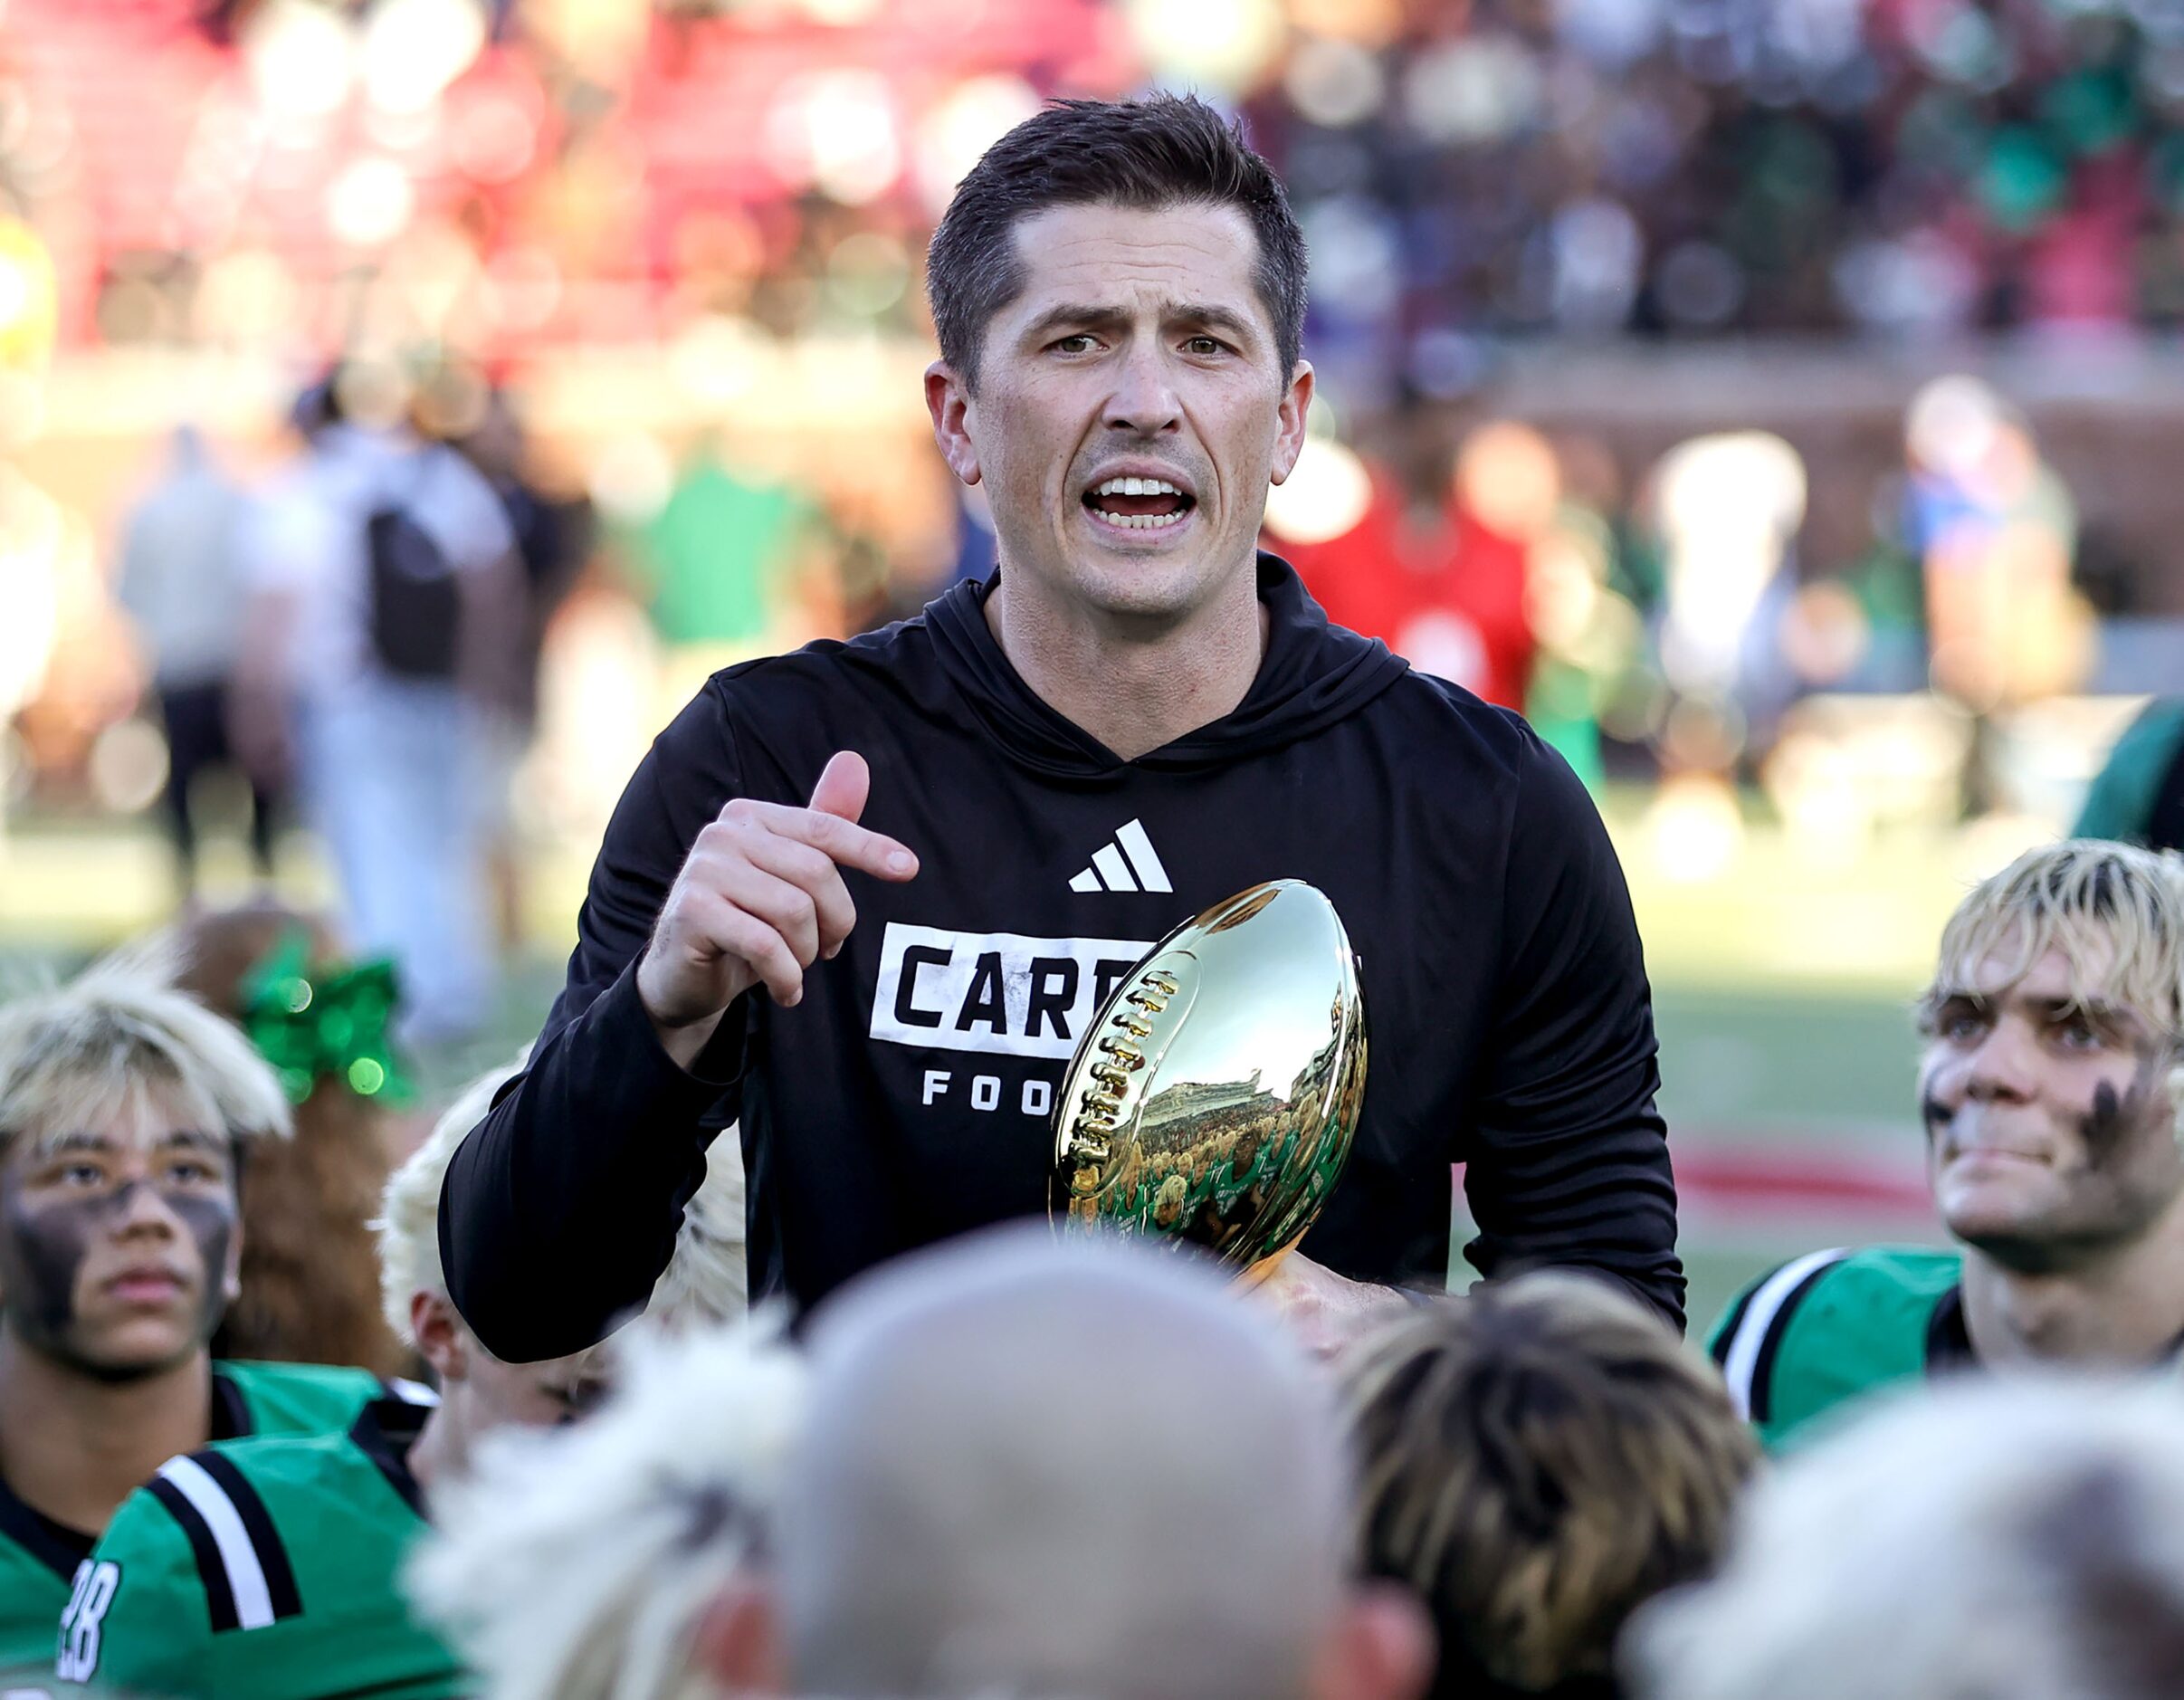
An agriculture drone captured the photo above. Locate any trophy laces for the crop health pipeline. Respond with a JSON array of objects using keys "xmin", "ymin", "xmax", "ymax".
[{"xmin": 1065, "ymin": 968, "xmax": 1176, "ymax": 1179}]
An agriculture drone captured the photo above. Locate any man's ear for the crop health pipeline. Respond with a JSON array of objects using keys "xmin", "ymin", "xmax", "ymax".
[
  {"xmin": 1270, "ymin": 360, "xmax": 1316, "ymax": 487},
  {"xmin": 693, "ymin": 1573, "xmax": 787, "ymax": 1695},
  {"xmin": 411, "ymin": 1292, "xmax": 469, "ymax": 1387},
  {"xmin": 1311, "ymin": 1581, "xmax": 1435, "ymax": 1700},
  {"xmin": 924, "ymin": 360, "xmax": 982, "ymax": 487}
]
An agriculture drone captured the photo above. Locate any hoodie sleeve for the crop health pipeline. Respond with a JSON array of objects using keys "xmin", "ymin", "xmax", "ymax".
[
  {"xmin": 439, "ymin": 683, "xmax": 749, "ymax": 1361},
  {"xmin": 1460, "ymin": 735, "xmax": 1685, "ymax": 1331}
]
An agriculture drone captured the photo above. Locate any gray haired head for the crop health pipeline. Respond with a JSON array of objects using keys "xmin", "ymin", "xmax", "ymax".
[{"xmin": 777, "ymin": 1227, "xmax": 1353, "ymax": 1700}]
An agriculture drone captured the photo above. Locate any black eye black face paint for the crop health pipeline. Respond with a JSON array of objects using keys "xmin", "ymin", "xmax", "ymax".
[
  {"xmin": 2083, "ymin": 1081, "xmax": 2130, "ymax": 1166},
  {"xmin": 2078, "ymin": 1047, "xmax": 2169, "ymax": 1171},
  {"xmin": 0, "ymin": 1166, "xmax": 237, "ymax": 1378},
  {"xmin": 1921, "ymin": 1094, "xmax": 1953, "ymax": 1144},
  {"xmin": 0, "ymin": 1180, "xmax": 94, "ymax": 1351},
  {"xmin": 166, "ymin": 1191, "xmax": 234, "ymax": 1341}
]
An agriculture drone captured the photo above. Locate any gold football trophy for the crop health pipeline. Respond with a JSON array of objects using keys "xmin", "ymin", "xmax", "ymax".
[{"xmin": 1049, "ymin": 880, "xmax": 1369, "ymax": 1282}]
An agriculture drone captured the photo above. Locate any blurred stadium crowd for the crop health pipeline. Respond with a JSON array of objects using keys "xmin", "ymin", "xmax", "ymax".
[{"xmin": 1, "ymin": 1, "xmax": 2180, "ymax": 1046}]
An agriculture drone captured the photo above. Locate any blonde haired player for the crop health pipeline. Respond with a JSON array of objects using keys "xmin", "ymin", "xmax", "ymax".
[
  {"xmin": 1709, "ymin": 839, "xmax": 2184, "ymax": 1450},
  {"xmin": 0, "ymin": 947, "xmax": 385, "ymax": 1679},
  {"xmin": 411, "ymin": 1317, "xmax": 802, "ymax": 1700},
  {"xmin": 59, "ymin": 1064, "xmax": 749, "ymax": 1698}
]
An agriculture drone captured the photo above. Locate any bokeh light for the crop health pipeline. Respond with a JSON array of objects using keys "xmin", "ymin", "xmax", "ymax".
[
  {"xmin": 360, "ymin": 0, "xmax": 487, "ymax": 116},
  {"xmin": 914, "ymin": 75, "xmax": 1043, "ymax": 217},
  {"xmin": 1262, "ymin": 437, "xmax": 1372, "ymax": 547},
  {"xmin": 1125, "ymin": 0, "xmax": 1284, "ymax": 97},
  {"xmin": 766, "ymin": 70, "xmax": 903, "ymax": 206}
]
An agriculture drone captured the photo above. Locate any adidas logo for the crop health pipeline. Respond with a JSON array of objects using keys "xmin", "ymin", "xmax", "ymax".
[{"xmin": 1068, "ymin": 819, "xmax": 1172, "ymax": 893}]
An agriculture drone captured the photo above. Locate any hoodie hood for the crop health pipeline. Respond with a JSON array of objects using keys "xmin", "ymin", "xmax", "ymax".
[{"xmin": 921, "ymin": 551, "xmax": 1410, "ymax": 779}]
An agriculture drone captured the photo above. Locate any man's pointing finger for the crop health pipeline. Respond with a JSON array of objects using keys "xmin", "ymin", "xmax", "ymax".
[{"xmin": 781, "ymin": 807, "xmax": 919, "ymax": 881}]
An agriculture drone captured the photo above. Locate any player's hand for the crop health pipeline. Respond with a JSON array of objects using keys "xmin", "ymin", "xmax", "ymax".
[
  {"xmin": 1252, "ymin": 1253, "xmax": 1409, "ymax": 1360},
  {"xmin": 637, "ymin": 750, "xmax": 918, "ymax": 1068}
]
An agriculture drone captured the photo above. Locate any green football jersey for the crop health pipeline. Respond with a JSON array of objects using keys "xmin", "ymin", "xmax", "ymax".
[
  {"xmin": 56, "ymin": 1391, "xmax": 458, "ymax": 1699},
  {"xmin": 1706, "ymin": 1246, "xmax": 1969, "ymax": 1453},
  {"xmin": 0, "ymin": 1361, "xmax": 385, "ymax": 1675}
]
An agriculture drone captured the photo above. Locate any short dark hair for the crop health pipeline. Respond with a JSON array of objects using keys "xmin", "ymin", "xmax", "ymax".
[
  {"xmin": 926, "ymin": 94, "xmax": 1308, "ymax": 390},
  {"xmin": 1340, "ymin": 1275, "xmax": 1758, "ymax": 1700}
]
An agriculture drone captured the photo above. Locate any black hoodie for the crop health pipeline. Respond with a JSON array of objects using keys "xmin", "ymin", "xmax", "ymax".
[{"xmin": 441, "ymin": 555, "xmax": 1682, "ymax": 1357}]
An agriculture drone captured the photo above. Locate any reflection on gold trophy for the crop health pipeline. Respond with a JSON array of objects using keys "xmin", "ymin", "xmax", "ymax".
[{"xmin": 1049, "ymin": 880, "xmax": 1369, "ymax": 1283}]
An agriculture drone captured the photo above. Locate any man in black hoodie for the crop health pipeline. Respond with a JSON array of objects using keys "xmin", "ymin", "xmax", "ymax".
[{"xmin": 440, "ymin": 95, "xmax": 1683, "ymax": 1359}]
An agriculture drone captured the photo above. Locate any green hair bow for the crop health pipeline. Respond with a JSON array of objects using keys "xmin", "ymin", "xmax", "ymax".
[{"xmin": 240, "ymin": 931, "xmax": 415, "ymax": 1107}]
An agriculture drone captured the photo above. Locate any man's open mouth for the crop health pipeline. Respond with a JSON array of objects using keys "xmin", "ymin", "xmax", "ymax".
[{"xmin": 1082, "ymin": 476, "xmax": 1197, "ymax": 532}]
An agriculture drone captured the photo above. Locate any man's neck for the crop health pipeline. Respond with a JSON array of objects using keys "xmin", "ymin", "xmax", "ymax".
[
  {"xmin": 983, "ymin": 561, "xmax": 1268, "ymax": 762},
  {"xmin": 1963, "ymin": 1190, "xmax": 2184, "ymax": 1368},
  {"xmin": 0, "ymin": 1332, "xmax": 213, "ymax": 1536},
  {"xmin": 403, "ymin": 1408, "xmax": 453, "ymax": 1509}
]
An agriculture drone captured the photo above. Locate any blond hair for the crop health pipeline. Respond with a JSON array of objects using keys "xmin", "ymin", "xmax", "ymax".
[
  {"xmin": 0, "ymin": 938, "xmax": 291, "ymax": 1160},
  {"xmin": 1630, "ymin": 1376, "xmax": 2184, "ymax": 1700},
  {"xmin": 1339, "ymin": 1273, "xmax": 1757, "ymax": 1697},
  {"xmin": 409, "ymin": 1317, "xmax": 803, "ymax": 1700},
  {"xmin": 1922, "ymin": 838, "xmax": 2184, "ymax": 1132},
  {"xmin": 1926, "ymin": 839, "xmax": 2184, "ymax": 1036},
  {"xmin": 377, "ymin": 1063, "xmax": 747, "ymax": 1346}
]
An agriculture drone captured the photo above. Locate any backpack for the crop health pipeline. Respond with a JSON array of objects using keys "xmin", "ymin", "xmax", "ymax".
[{"xmin": 364, "ymin": 454, "xmax": 462, "ymax": 680}]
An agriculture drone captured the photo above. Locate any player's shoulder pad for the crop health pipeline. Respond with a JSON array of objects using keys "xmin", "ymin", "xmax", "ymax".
[
  {"xmin": 1706, "ymin": 1247, "xmax": 1855, "ymax": 1425},
  {"xmin": 1708, "ymin": 1245, "xmax": 1960, "ymax": 1426},
  {"xmin": 215, "ymin": 1358, "xmax": 384, "ymax": 1430},
  {"xmin": 137, "ymin": 1449, "xmax": 304, "ymax": 1636}
]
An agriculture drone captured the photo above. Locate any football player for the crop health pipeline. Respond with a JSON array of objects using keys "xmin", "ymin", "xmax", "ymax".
[
  {"xmin": 410, "ymin": 1318, "xmax": 800, "ymax": 1700},
  {"xmin": 1710, "ymin": 839, "xmax": 2184, "ymax": 1449},
  {"xmin": 0, "ymin": 949, "xmax": 382, "ymax": 1677},
  {"xmin": 55, "ymin": 1059, "xmax": 748, "ymax": 1697}
]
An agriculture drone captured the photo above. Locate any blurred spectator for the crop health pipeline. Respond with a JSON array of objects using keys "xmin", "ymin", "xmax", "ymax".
[
  {"xmin": 1906, "ymin": 381, "xmax": 2081, "ymax": 652},
  {"xmin": 2076, "ymin": 696, "xmax": 2184, "ymax": 852},
  {"xmin": 625, "ymin": 435, "xmax": 825, "ymax": 722},
  {"xmin": 414, "ymin": 1320, "xmax": 801, "ymax": 1700},
  {"xmin": 1708, "ymin": 838, "xmax": 2184, "ymax": 1453},
  {"xmin": 176, "ymin": 901, "xmax": 414, "ymax": 1381},
  {"xmin": 700, "ymin": 1227, "xmax": 1432, "ymax": 1700},
  {"xmin": 1627, "ymin": 1378, "xmax": 2184, "ymax": 1700},
  {"xmin": 1340, "ymin": 1275, "xmax": 1755, "ymax": 1700},
  {"xmin": 1904, "ymin": 376, "xmax": 2093, "ymax": 809},
  {"xmin": 1283, "ymin": 422, "xmax": 1550, "ymax": 710},
  {"xmin": 1652, "ymin": 431, "xmax": 1807, "ymax": 777},
  {"xmin": 113, "ymin": 425, "xmax": 278, "ymax": 898},
  {"xmin": 233, "ymin": 368, "xmax": 522, "ymax": 1046},
  {"xmin": 439, "ymin": 376, "xmax": 596, "ymax": 953}
]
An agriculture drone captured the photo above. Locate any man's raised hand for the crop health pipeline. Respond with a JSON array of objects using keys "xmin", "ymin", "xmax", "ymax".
[{"xmin": 636, "ymin": 751, "xmax": 918, "ymax": 1069}]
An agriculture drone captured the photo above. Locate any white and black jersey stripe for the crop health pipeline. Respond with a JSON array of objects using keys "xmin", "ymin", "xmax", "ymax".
[
  {"xmin": 144, "ymin": 1454, "xmax": 302, "ymax": 1634},
  {"xmin": 1709, "ymin": 1248, "xmax": 1850, "ymax": 1424}
]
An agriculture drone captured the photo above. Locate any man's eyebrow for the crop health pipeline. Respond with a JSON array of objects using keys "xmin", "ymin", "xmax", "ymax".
[
  {"xmin": 2021, "ymin": 994, "xmax": 2143, "ymax": 1029},
  {"xmin": 37, "ymin": 1131, "xmax": 119, "ymax": 1156},
  {"xmin": 1915, "ymin": 988, "xmax": 1988, "ymax": 1032},
  {"xmin": 1020, "ymin": 302, "xmax": 1130, "ymax": 340},
  {"xmin": 151, "ymin": 1130, "xmax": 228, "ymax": 1153},
  {"xmin": 1018, "ymin": 301, "xmax": 1264, "ymax": 344},
  {"xmin": 36, "ymin": 1129, "xmax": 224, "ymax": 1156},
  {"xmin": 1168, "ymin": 301, "xmax": 1262, "ymax": 342}
]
